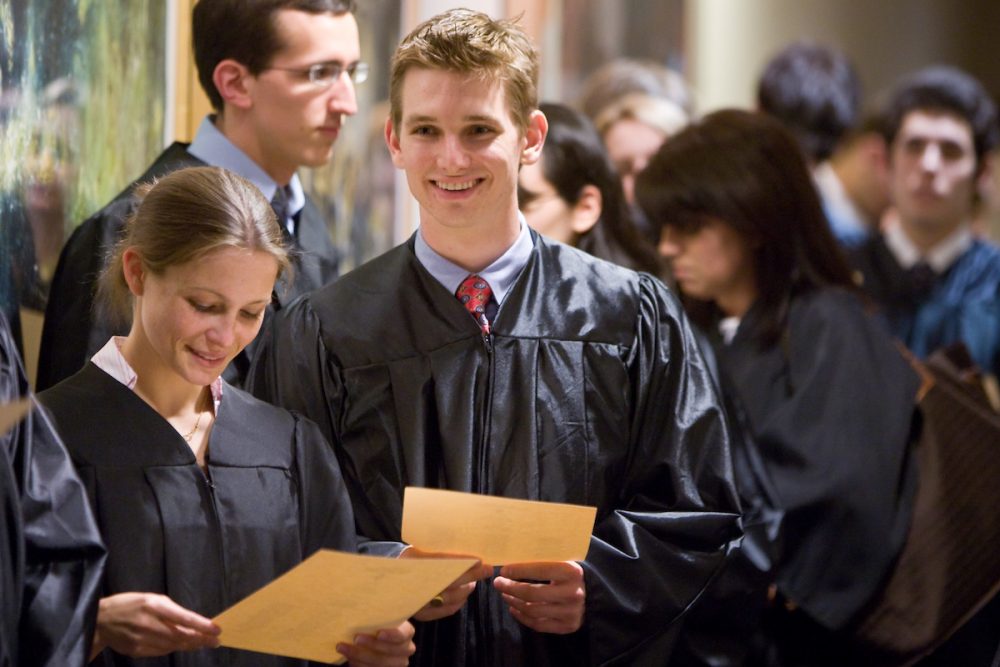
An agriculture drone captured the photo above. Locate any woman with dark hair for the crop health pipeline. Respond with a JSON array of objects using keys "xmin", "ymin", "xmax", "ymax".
[
  {"xmin": 518, "ymin": 102, "xmax": 662, "ymax": 274},
  {"xmin": 636, "ymin": 110, "xmax": 919, "ymax": 665},
  {"xmin": 37, "ymin": 167, "xmax": 417, "ymax": 667}
]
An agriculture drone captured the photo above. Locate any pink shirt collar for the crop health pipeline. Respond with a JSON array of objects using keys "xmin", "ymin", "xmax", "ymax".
[{"xmin": 91, "ymin": 337, "xmax": 223, "ymax": 413}]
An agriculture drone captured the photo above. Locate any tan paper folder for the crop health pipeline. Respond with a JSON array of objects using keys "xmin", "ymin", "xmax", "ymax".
[
  {"xmin": 401, "ymin": 487, "xmax": 596, "ymax": 564},
  {"xmin": 214, "ymin": 550, "xmax": 477, "ymax": 664},
  {"xmin": 0, "ymin": 399, "xmax": 30, "ymax": 437}
]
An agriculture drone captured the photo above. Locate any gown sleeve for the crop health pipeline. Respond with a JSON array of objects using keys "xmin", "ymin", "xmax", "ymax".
[
  {"xmin": 582, "ymin": 276, "xmax": 744, "ymax": 664},
  {"xmin": 258, "ymin": 314, "xmax": 404, "ymax": 557},
  {"xmin": 1, "ymin": 313, "xmax": 106, "ymax": 667},
  {"xmin": 723, "ymin": 290, "xmax": 918, "ymax": 630},
  {"xmin": 291, "ymin": 412, "xmax": 402, "ymax": 558}
]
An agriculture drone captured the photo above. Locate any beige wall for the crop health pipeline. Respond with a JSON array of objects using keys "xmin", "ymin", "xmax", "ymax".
[{"xmin": 686, "ymin": 0, "xmax": 1000, "ymax": 113}]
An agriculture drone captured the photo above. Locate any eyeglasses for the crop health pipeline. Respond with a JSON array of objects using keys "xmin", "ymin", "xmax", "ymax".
[{"xmin": 264, "ymin": 61, "xmax": 370, "ymax": 87}]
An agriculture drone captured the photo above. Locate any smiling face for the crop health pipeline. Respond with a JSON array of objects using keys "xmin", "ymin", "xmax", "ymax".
[
  {"xmin": 241, "ymin": 9, "xmax": 361, "ymax": 181},
  {"xmin": 126, "ymin": 246, "xmax": 278, "ymax": 388},
  {"xmin": 385, "ymin": 67, "xmax": 545, "ymax": 243},
  {"xmin": 658, "ymin": 219, "xmax": 757, "ymax": 317},
  {"xmin": 890, "ymin": 109, "xmax": 978, "ymax": 239}
]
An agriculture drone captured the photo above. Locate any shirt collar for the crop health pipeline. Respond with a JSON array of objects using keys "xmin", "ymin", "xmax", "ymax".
[
  {"xmin": 92, "ymin": 337, "xmax": 223, "ymax": 413},
  {"xmin": 883, "ymin": 220, "xmax": 973, "ymax": 273},
  {"xmin": 718, "ymin": 316, "xmax": 741, "ymax": 345},
  {"xmin": 413, "ymin": 214, "xmax": 534, "ymax": 305},
  {"xmin": 187, "ymin": 115, "xmax": 304, "ymax": 218}
]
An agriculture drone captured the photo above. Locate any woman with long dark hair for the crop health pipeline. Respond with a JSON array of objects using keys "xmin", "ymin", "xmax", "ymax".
[{"xmin": 637, "ymin": 109, "xmax": 919, "ymax": 665}]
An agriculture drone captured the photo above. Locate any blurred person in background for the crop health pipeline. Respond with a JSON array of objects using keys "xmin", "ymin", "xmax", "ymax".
[
  {"xmin": 849, "ymin": 65, "xmax": 1000, "ymax": 383},
  {"xmin": 518, "ymin": 102, "xmax": 661, "ymax": 275},
  {"xmin": 577, "ymin": 57, "xmax": 694, "ymax": 122},
  {"xmin": 758, "ymin": 40, "xmax": 885, "ymax": 248},
  {"xmin": 593, "ymin": 92, "xmax": 689, "ymax": 207}
]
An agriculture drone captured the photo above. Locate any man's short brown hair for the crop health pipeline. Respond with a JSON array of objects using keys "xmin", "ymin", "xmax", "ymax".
[{"xmin": 389, "ymin": 9, "xmax": 538, "ymax": 135}]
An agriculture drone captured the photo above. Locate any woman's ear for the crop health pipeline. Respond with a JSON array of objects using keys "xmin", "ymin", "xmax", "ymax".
[
  {"xmin": 122, "ymin": 248, "xmax": 146, "ymax": 297},
  {"xmin": 570, "ymin": 184, "xmax": 602, "ymax": 235}
]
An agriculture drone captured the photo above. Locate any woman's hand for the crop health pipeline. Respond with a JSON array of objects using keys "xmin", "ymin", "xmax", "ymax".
[
  {"xmin": 398, "ymin": 547, "xmax": 493, "ymax": 621},
  {"xmin": 337, "ymin": 620, "xmax": 416, "ymax": 666},
  {"xmin": 493, "ymin": 561, "xmax": 586, "ymax": 634},
  {"xmin": 91, "ymin": 592, "xmax": 221, "ymax": 660}
]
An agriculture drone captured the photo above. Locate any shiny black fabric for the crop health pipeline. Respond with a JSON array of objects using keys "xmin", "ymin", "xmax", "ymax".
[
  {"xmin": 38, "ymin": 363, "xmax": 372, "ymax": 667},
  {"xmin": 0, "ymin": 313, "xmax": 105, "ymax": 667},
  {"xmin": 714, "ymin": 289, "xmax": 918, "ymax": 652},
  {"xmin": 36, "ymin": 142, "xmax": 339, "ymax": 391},
  {"xmin": 249, "ymin": 233, "xmax": 744, "ymax": 666}
]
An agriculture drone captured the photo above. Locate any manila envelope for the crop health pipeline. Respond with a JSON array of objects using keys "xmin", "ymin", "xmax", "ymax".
[
  {"xmin": 401, "ymin": 487, "xmax": 596, "ymax": 564},
  {"xmin": 214, "ymin": 549, "xmax": 477, "ymax": 664}
]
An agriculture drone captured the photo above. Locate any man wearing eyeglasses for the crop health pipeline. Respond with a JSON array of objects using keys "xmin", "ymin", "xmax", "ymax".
[{"xmin": 37, "ymin": 0, "xmax": 365, "ymax": 390}]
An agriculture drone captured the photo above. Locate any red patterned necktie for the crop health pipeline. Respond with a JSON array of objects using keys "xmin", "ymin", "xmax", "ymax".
[{"xmin": 456, "ymin": 274, "xmax": 493, "ymax": 335}]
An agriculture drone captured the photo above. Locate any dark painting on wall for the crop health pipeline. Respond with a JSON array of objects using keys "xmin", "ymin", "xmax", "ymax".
[{"xmin": 0, "ymin": 0, "xmax": 167, "ymax": 363}]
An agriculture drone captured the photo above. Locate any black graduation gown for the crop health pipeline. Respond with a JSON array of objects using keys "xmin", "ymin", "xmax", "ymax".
[
  {"xmin": 848, "ymin": 234, "xmax": 1000, "ymax": 377},
  {"xmin": 249, "ymin": 233, "xmax": 744, "ymax": 667},
  {"xmin": 0, "ymin": 312, "xmax": 105, "ymax": 667},
  {"xmin": 713, "ymin": 288, "xmax": 919, "ymax": 663},
  {"xmin": 38, "ymin": 363, "xmax": 363, "ymax": 667},
  {"xmin": 36, "ymin": 142, "xmax": 340, "ymax": 391}
]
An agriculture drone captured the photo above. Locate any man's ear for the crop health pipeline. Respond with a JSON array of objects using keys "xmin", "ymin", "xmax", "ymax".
[
  {"xmin": 520, "ymin": 110, "xmax": 548, "ymax": 166},
  {"xmin": 213, "ymin": 59, "xmax": 254, "ymax": 110},
  {"xmin": 122, "ymin": 248, "xmax": 146, "ymax": 297},
  {"xmin": 385, "ymin": 116, "xmax": 405, "ymax": 169},
  {"xmin": 570, "ymin": 184, "xmax": 602, "ymax": 235}
]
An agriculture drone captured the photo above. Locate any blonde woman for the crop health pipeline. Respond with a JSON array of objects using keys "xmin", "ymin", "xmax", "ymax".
[{"xmin": 39, "ymin": 167, "xmax": 415, "ymax": 667}]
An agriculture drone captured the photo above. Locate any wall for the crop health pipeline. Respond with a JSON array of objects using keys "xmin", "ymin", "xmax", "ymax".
[{"xmin": 687, "ymin": 0, "xmax": 1000, "ymax": 113}]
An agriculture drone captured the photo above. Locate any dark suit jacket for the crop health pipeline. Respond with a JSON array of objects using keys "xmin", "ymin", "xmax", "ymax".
[{"xmin": 37, "ymin": 142, "xmax": 339, "ymax": 390}]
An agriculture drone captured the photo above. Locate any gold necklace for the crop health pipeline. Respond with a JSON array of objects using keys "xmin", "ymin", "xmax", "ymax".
[{"xmin": 182, "ymin": 410, "xmax": 204, "ymax": 442}]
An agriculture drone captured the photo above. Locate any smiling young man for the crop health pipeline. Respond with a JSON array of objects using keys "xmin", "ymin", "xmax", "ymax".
[
  {"xmin": 250, "ymin": 9, "xmax": 742, "ymax": 666},
  {"xmin": 37, "ymin": 0, "xmax": 361, "ymax": 390},
  {"xmin": 848, "ymin": 66, "xmax": 1000, "ymax": 380}
]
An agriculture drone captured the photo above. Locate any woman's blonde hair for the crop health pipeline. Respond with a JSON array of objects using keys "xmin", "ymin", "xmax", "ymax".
[
  {"xmin": 594, "ymin": 92, "xmax": 690, "ymax": 140},
  {"xmin": 98, "ymin": 166, "xmax": 290, "ymax": 324}
]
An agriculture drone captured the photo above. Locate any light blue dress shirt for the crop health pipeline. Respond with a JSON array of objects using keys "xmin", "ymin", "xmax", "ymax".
[
  {"xmin": 414, "ymin": 214, "xmax": 534, "ymax": 316},
  {"xmin": 187, "ymin": 115, "xmax": 304, "ymax": 234}
]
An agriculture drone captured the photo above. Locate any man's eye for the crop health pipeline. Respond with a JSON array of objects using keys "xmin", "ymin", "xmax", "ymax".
[
  {"xmin": 313, "ymin": 64, "xmax": 339, "ymax": 79},
  {"xmin": 940, "ymin": 143, "xmax": 965, "ymax": 160}
]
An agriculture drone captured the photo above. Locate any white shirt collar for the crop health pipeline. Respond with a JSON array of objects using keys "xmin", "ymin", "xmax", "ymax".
[
  {"xmin": 883, "ymin": 221, "xmax": 973, "ymax": 273},
  {"xmin": 718, "ymin": 316, "xmax": 741, "ymax": 345}
]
